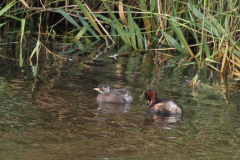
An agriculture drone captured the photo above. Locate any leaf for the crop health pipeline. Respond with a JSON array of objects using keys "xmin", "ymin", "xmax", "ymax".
[
  {"xmin": 111, "ymin": 23, "xmax": 117, "ymax": 42},
  {"xmin": 0, "ymin": 1, "xmax": 17, "ymax": 16},
  {"xmin": 207, "ymin": 63, "xmax": 220, "ymax": 72},
  {"xmin": 0, "ymin": 22, "xmax": 8, "ymax": 28},
  {"xmin": 140, "ymin": 0, "xmax": 151, "ymax": 40},
  {"xmin": 75, "ymin": 25, "xmax": 90, "ymax": 40},
  {"xmin": 171, "ymin": 3, "xmax": 182, "ymax": 33},
  {"xmin": 76, "ymin": 12, "xmax": 100, "ymax": 40},
  {"xmin": 127, "ymin": 8, "xmax": 137, "ymax": 50},
  {"xmin": 203, "ymin": 38, "xmax": 210, "ymax": 58},
  {"xmin": 56, "ymin": 8, "xmax": 80, "ymax": 29},
  {"xmin": 118, "ymin": 1, "xmax": 128, "ymax": 27},
  {"xmin": 188, "ymin": 4, "xmax": 221, "ymax": 38},
  {"xmin": 170, "ymin": 22, "xmax": 194, "ymax": 56},
  {"xmin": 102, "ymin": 1, "xmax": 131, "ymax": 45},
  {"xmin": 208, "ymin": 13, "xmax": 225, "ymax": 36},
  {"xmin": 183, "ymin": 62, "xmax": 196, "ymax": 65},
  {"xmin": 96, "ymin": 14, "xmax": 130, "ymax": 45},
  {"xmin": 134, "ymin": 21, "xmax": 144, "ymax": 50},
  {"xmin": 161, "ymin": 31, "xmax": 188, "ymax": 54},
  {"xmin": 117, "ymin": 44, "xmax": 132, "ymax": 55},
  {"xmin": 144, "ymin": 34, "xmax": 148, "ymax": 51},
  {"xmin": 75, "ymin": 0, "xmax": 105, "ymax": 38},
  {"xmin": 19, "ymin": 19, "xmax": 25, "ymax": 67},
  {"xmin": 19, "ymin": 0, "xmax": 29, "ymax": 8},
  {"xmin": 205, "ymin": 58, "xmax": 219, "ymax": 63}
]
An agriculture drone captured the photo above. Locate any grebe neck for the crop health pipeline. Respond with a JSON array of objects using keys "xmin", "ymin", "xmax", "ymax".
[{"xmin": 145, "ymin": 89, "xmax": 158, "ymax": 105}]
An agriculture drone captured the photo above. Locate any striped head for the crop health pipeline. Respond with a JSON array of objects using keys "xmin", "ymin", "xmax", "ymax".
[{"xmin": 94, "ymin": 84, "xmax": 112, "ymax": 93}]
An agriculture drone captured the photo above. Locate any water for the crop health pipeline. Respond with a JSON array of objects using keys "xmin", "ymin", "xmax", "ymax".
[{"xmin": 0, "ymin": 53, "xmax": 240, "ymax": 159}]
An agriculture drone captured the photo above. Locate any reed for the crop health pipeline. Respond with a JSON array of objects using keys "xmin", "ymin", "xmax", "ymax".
[{"xmin": 1, "ymin": 0, "xmax": 240, "ymax": 80}]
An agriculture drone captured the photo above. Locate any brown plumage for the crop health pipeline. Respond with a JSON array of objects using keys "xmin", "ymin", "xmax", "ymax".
[
  {"xmin": 94, "ymin": 84, "xmax": 133, "ymax": 103},
  {"xmin": 145, "ymin": 89, "xmax": 183, "ymax": 115}
]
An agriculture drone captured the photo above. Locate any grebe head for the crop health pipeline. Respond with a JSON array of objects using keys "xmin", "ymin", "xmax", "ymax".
[
  {"xmin": 94, "ymin": 84, "xmax": 112, "ymax": 93},
  {"xmin": 145, "ymin": 89, "xmax": 158, "ymax": 105}
]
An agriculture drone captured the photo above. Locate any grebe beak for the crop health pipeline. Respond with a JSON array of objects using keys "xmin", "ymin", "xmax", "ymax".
[
  {"xmin": 94, "ymin": 88, "xmax": 100, "ymax": 91},
  {"xmin": 147, "ymin": 100, "xmax": 150, "ymax": 105}
]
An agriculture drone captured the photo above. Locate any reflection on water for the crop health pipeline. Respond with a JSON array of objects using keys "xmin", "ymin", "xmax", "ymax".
[
  {"xmin": 142, "ymin": 114, "xmax": 182, "ymax": 132},
  {"xmin": 147, "ymin": 114, "xmax": 182, "ymax": 124},
  {"xmin": 97, "ymin": 102, "xmax": 131, "ymax": 115},
  {"xmin": 0, "ymin": 53, "xmax": 240, "ymax": 159}
]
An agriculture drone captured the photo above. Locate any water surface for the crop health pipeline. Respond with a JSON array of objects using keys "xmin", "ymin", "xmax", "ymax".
[{"xmin": 0, "ymin": 53, "xmax": 239, "ymax": 159}]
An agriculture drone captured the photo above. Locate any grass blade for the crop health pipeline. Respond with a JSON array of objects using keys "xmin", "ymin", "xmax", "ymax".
[
  {"xmin": 76, "ymin": 12, "xmax": 100, "ymax": 40},
  {"xmin": 188, "ymin": 4, "xmax": 221, "ymax": 38},
  {"xmin": 19, "ymin": 19, "xmax": 25, "ymax": 67},
  {"xmin": 0, "ymin": 22, "xmax": 8, "ymax": 28},
  {"xmin": 75, "ymin": 25, "xmax": 90, "ymax": 40},
  {"xmin": 0, "ymin": 1, "xmax": 17, "ymax": 16},
  {"xmin": 161, "ymin": 31, "xmax": 188, "ymax": 55},
  {"xmin": 75, "ymin": 0, "xmax": 104, "ymax": 38},
  {"xmin": 119, "ymin": 1, "xmax": 128, "ymax": 27},
  {"xmin": 102, "ymin": 1, "xmax": 131, "ymax": 45},
  {"xmin": 203, "ymin": 38, "xmax": 210, "ymax": 58},
  {"xmin": 134, "ymin": 21, "xmax": 144, "ymax": 50},
  {"xmin": 170, "ymin": 22, "xmax": 194, "ymax": 56},
  {"xmin": 95, "ymin": 14, "xmax": 131, "ymax": 45},
  {"xmin": 56, "ymin": 8, "xmax": 80, "ymax": 29},
  {"xmin": 140, "ymin": 0, "xmax": 152, "ymax": 41},
  {"xmin": 127, "ymin": 8, "xmax": 137, "ymax": 50}
]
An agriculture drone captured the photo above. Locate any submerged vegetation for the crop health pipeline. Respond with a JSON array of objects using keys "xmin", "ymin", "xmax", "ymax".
[{"xmin": 1, "ymin": 0, "xmax": 240, "ymax": 82}]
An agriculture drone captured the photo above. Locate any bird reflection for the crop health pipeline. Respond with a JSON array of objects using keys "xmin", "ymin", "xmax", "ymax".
[
  {"xmin": 142, "ymin": 114, "xmax": 182, "ymax": 132},
  {"xmin": 97, "ymin": 102, "xmax": 131, "ymax": 115}
]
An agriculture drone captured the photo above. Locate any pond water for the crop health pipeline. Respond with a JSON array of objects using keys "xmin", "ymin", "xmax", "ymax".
[{"xmin": 0, "ymin": 52, "xmax": 240, "ymax": 159}]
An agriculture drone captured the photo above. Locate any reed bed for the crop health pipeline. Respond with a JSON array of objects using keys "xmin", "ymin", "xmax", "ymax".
[{"xmin": 1, "ymin": 0, "xmax": 240, "ymax": 81}]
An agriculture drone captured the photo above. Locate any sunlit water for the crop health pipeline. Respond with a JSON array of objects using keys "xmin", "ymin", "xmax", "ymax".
[{"xmin": 0, "ymin": 53, "xmax": 240, "ymax": 159}]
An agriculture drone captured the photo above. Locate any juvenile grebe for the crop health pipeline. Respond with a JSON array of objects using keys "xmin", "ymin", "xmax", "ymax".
[{"xmin": 94, "ymin": 84, "xmax": 133, "ymax": 103}]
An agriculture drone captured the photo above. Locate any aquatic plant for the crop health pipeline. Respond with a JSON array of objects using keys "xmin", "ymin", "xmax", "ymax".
[{"xmin": 1, "ymin": 0, "xmax": 240, "ymax": 81}]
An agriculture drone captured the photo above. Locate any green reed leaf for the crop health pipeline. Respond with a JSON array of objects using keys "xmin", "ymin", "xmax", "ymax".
[
  {"xmin": 140, "ymin": 0, "xmax": 151, "ymax": 40},
  {"xmin": 76, "ymin": 12, "xmax": 100, "ymax": 40},
  {"xmin": 0, "ymin": 1, "xmax": 17, "ymax": 16},
  {"xmin": 127, "ymin": 8, "xmax": 137, "ymax": 50},
  {"xmin": 75, "ymin": 25, "xmax": 90, "ymax": 39},
  {"xmin": 0, "ymin": 22, "xmax": 8, "ymax": 28},
  {"xmin": 96, "ymin": 14, "xmax": 130, "ymax": 45},
  {"xmin": 203, "ymin": 38, "xmax": 210, "ymax": 58},
  {"xmin": 56, "ymin": 8, "xmax": 80, "ymax": 29},
  {"xmin": 170, "ymin": 22, "xmax": 194, "ymax": 56},
  {"xmin": 75, "ymin": 0, "xmax": 105, "ymax": 39},
  {"xmin": 134, "ymin": 21, "xmax": 144, "ymax": 50},
  {"xmin": 19, "ymin": 19, "xmax": 25, "ymax": 67},
  {"xmin": 102, "ymin": 1, "xmax": 131, "ymax": 45},
  {"xmin": 161, "ymin": 31, "xmax": 188, "ymax": 54}
]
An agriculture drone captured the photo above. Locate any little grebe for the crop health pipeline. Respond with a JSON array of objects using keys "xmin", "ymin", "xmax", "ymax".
[
  {"xmin": 94, "ymin": 84, "xmax": 133, "ymax": 103},
  {"xmin": 145, "ymin": 89, "xmax": 183, "ymax": 115}
]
